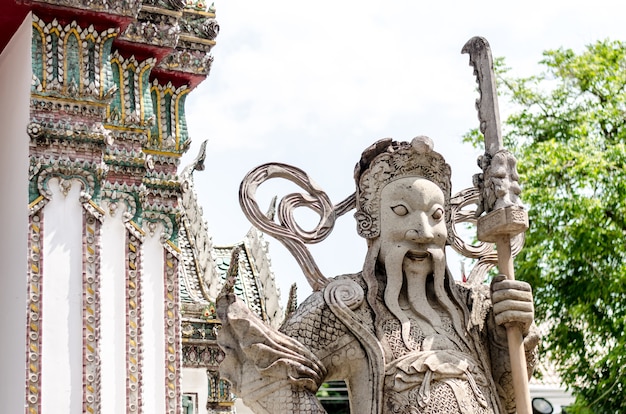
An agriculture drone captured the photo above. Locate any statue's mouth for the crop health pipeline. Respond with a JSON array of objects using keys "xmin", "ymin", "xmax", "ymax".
[{"xmin": 406, "ymin": 251, "xmax": 430, "ymax": 261}]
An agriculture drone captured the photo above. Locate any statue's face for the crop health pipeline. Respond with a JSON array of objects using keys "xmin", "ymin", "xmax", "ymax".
[
  {"xmin": 378, "ymin": 177, "xmax": 447, "ymax": 272},
  {"xmin": 373, "ymin": 176, "xmax": 465, "ymax": 345}
]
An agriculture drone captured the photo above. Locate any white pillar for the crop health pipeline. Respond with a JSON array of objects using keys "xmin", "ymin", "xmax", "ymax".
[
  {"xmin": 143, "ymin": 228, "xmax": 166, "ymax": 414},
  {"xmin": 41, "ymin": 179, "xmax": 84, "ymax": 413},
  {"xmin": 100, "ymin": 204, "xmax": 128, "ymax": 414},
  {"xmin": 0, "ymin": 13, "xmax": 31, "ymax": 413}
]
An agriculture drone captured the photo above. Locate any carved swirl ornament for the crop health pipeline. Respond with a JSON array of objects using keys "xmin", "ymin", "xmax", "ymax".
[
  {"xmin": 239, "ymin": 163, "xmax": 354, "ymax": 291},
  {"xmin": 324, "ymin": 278, "xmax": 364, "ymax": 311}
]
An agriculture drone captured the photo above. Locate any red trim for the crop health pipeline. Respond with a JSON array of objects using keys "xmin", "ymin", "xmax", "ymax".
[
  {"xmin": 151, "ymin": 67, "xmax": 206, "ymax": 90},
  {"xmin": 0, "ymin": 1, "xmax": 31, "ymax": 55},
  {"xmin": 31, "ymin": 3, "xmax": 135, "ymax": 33}
]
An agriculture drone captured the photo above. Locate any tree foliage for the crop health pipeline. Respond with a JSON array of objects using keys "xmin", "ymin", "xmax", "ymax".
[{"xmin": 466, "ymin": 40, "xmax": 626, "ymax": 413}]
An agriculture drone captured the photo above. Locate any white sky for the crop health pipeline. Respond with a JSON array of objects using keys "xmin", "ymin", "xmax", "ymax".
[{"xmin": 183, "ymin": 0, "xmax": 626, "ymax": 306}]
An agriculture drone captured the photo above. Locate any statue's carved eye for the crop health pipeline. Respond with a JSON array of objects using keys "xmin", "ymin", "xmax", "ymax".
[
  {"xmin": 432, "ymin": 208, "xmax": 444, "ymax": 221},
  {"xmin": 391, "ymin": 205, "xmax": 408, "ymax": 216}
]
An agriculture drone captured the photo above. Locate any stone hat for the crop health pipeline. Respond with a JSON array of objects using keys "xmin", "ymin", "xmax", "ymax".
[{"xmin": 353, "ymin": 136, "xmax": 452, "ymax": 239}]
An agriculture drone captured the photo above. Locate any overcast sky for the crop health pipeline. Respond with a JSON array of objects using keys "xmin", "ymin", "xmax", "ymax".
[{"xmin": 183, "ymin": 0, "xmax": 626, "ymax": 306}]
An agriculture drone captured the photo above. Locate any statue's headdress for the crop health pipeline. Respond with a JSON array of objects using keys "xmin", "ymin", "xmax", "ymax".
[{"xmin": 354, "ymin": 136, "xmax": 452, "ymax": 239}]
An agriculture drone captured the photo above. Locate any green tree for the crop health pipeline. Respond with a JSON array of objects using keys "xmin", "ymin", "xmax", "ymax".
[{"xmin": 466, "ymin": 40, "xmax": 626, "ymax": 413}]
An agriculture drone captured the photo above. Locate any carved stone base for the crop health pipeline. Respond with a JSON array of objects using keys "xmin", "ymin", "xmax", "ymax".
[{"xmin": 477, "ymin": 205, "xmax": 528, "ymax": 243}]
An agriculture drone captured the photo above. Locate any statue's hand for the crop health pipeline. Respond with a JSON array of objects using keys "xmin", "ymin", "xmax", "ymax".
[{"xmin": 490, "ymin": 275, "xmax": 534, "ymax": 335}]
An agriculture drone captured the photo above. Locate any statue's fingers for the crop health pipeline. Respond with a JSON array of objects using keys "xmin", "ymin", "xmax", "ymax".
[
  {"xmin": 493, "ymin": 306, "xmax": 534, "ymax": 335},
  {"xmin": 494, "ymin": 310, "xmax": 533, "ymax": 335},
  {"xmin": 491, "ymin": 278, "xmax": 532, "ymax": 293},
  {"xmin": 491, "ymin": 288, "xmax": 533, "ymax": 304},
  {"xmin": 493, "ymin": 299, "xmax": 534, "ymax": 317},
  {"xmin": 491, "ymin": 274, "xmax": 507, "ymax": 285}
]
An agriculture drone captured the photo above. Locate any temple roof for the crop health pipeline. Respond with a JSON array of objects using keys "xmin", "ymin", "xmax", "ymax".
[
  {"xmin": 177, "ymin": 142, "xmax": 283, "ymax": 326},
  {"xmin": 178, "ymin": 232, "xmax": 268, "ymax": 321}
]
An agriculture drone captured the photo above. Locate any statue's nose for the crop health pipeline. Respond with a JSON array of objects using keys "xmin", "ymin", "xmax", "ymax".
[
  {"xmin": 404, "ymin": 214, "xmax": 433, "ymax": 243},
  {"xmin": 405, "ymin": 228, "xmax": 434, "ymax": 243}
]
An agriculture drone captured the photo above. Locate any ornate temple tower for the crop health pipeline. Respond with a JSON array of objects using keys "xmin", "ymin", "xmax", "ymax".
[{"xmin": 1, "ymin": 1, "xmax": 282, "ymax": 413}]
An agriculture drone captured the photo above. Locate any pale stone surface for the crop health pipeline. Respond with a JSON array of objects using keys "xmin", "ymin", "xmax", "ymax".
[
  {"xmin": 0, "ymin": 15, "xmax": 30, "ymax": 412},
  {"xmin": 219, "ymin": 136, "xmax": 538, "ymax": 413}
]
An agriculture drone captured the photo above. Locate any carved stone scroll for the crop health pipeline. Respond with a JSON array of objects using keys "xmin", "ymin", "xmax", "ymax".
[{"xmin": 239, "ymin": 163, "xmax": 355, "ymax": 291}]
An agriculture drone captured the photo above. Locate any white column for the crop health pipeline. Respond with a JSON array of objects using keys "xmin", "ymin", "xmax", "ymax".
[
  {"xmin": 41, "ymin": 179, "xmax": 84, "ymax": 413},
  {"xmin": 143, "ymin": 227, "xmax": 166, "ymax": 413},
  {"xmin": 100, "ymin": 203, "xmax": 128, "ymax": 414},
  {"xmin": 0, "ymin": 13, "xmax": 31, "ymax": 413}
]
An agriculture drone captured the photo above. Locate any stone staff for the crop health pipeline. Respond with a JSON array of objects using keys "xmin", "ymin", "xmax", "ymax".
[{"xmin": 462, "ymin": 36, "xmax": 532, "ymax": 414}]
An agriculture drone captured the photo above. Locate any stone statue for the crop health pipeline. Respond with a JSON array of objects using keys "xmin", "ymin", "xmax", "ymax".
[{"xmin": 217, "ymin": 135, "xmax": 538, "ymax": 414}]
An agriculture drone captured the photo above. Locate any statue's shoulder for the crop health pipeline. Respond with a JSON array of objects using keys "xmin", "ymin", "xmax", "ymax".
[{"xmin": 280, "ymin": 273, "xmax": 367, "ymax": 353}]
